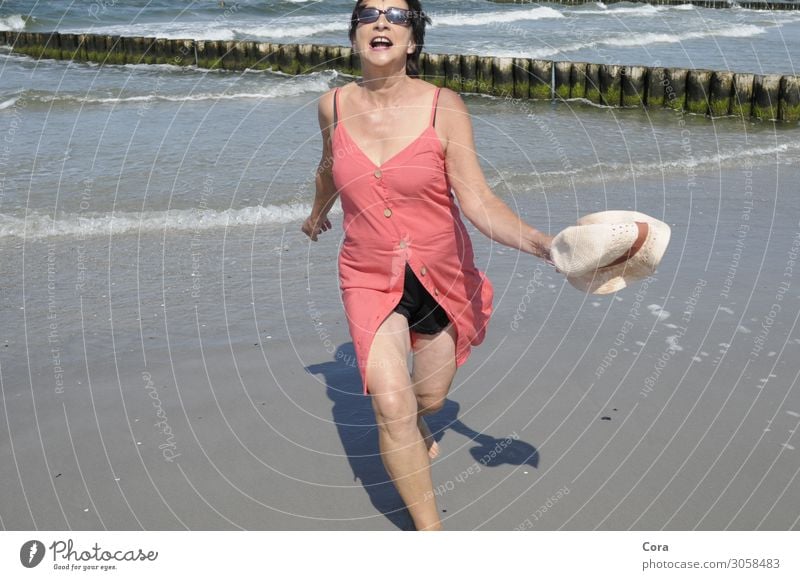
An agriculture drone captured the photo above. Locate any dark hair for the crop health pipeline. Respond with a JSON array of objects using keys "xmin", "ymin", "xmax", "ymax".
[{"xmin": 348, "ymin": 0, "xmax": 432, "ymax": 78}]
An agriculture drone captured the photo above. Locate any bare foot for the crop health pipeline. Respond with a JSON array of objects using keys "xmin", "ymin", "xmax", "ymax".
[{"xmin": 418, "ymin": 416, "xmax": 439, "ymax": 459}]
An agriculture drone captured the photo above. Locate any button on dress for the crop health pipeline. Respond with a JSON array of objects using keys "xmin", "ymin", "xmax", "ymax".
[{"xmin": 331, "ymin": 87, "xmax": 493, "ymax": 394}]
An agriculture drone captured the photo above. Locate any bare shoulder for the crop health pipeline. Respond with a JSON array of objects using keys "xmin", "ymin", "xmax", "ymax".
[
  {"xmin": 435, "ymin": 87, "xmax": 472, "ymax": 136},
  {"xmin": 436, "ymin": 87, "xmax": 470, "ymax": 120},
  {"xmin": 317, "ymin": 87, "xmax": 337, "ymax": 128}
]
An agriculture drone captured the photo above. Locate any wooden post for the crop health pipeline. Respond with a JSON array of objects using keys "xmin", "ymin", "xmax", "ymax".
[
  {"xmin": 752, "ymin": 74, "xmax": 781, "ymax": 120},
  {"xmin": 554, "ymin": 61, "xmax": 572, "ymax": 101},
  {"xmin": 599, "ymin": 64, "xmax": 622, "ymax": 106},
  {"xmin": 424, "ymin": 52, "xmax": 445, "ymax": 87},
  {"xmin": 493, "ymin": 57, "xmax": 514, "ymax": 98},
  {"xmin": 234, "ymin": 40, "xmax": 253, "ymax": 69},
  {"xmin": 708, "ymin": 71, "xmax": 733, "ymax": 117},
  {"xmin": 143, "ymin": 37, "xmax": 159, "ymax": 65},
  {"xmin": 570, "ymin": 62, "xmax": 587, "ymax": 99},
  {"xmin": 340, "ymin": 46, "xmax": 356, "ymax": 76},
  {"xmin": 477, "ymin": 56, "xmax": 494, "ymax": 95},
  {"xmin": 530, "ymin": 59, "xmax": 552, "ymax": 100},
  {"xmin": 585, "ymin": 63, "xmax": 601, "ymax": 104},
  {"xmin": 278, "ymin": 44, "xmax": 299, "ymax": 74},
  {"xmin": 324, "ymin": 45, "xmax": 342, "ymax": 74},
  {"xmin": 731, "ymin": 73, "xmax": 755, "ymax": 119},
  {"xmin": 622, "ymin": 65, "xmax": 646, "ymax": 108},
  {"xmin": 76, "ymin": 33, "xmax": 90, "ymax": 61},
  {"xmin": 154, "ymin": 37, "xmax": 171, "ymax": 65},
  {"xmin": 779, "ymin": 75, "xmax": 800, "ymax": 123},
  {"xmin": 445, "ymin": 54, "xmax": 462, "ymax": 92},
  {"xmin": 220, "ymin": 40, "xmax": 236, "ymax": 69},
  {"xmin": 686, "ymin": 69, "xmax": 712, "ymax": 115},
  {"xmin": 317, "ymin": 45, "xmax": 334, "ymax": 72},
  {"xmin": 105, "ymin": 35, "xmax": 125, "ymax": 65},
  {"xmin": 297, "ymin": 43, "xmax": 315, "ymax": 73},
  {"xmin": 461, "ymin": 55, "xmax": 478, "ymax": 93},
  {"xmin": 664, "ymin": 68, "xmax": 687, "ymax": 111},
  {"xmin": 513, "ymin": 57, "xmax": 530, "ymax": 99},
  {"xmin": 122, "ymin": 35, "xmax": 140, "ymax": 64}
]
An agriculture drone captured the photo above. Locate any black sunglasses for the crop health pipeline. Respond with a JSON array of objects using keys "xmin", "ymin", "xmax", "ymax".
[{"xmin": 356, "ymin": 7, "xmax": 414, "ymax": 26}]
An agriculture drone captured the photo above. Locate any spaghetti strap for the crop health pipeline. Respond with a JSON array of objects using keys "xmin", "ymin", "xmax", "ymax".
[
  {"xmin": 430, "ymin": 87, "xmax": 441, "ymax": 127},
  {"xmin": 333, "ymin": 87, "xmax": 340, "ymax": 129}
]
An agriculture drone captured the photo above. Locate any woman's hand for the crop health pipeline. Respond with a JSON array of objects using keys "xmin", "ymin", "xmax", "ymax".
[
  {"xmin": 531, "ymin": 232, "xmax": 555, "ymax": 266},
  {"xmin": 301, "ymin": 214, "xmax": 332, "ymax": 242}
]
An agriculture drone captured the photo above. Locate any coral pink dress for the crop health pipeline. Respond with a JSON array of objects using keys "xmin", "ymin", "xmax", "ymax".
[{"xmin": 331, "ymin": 86, "xmax": 493, "ymax": 394}]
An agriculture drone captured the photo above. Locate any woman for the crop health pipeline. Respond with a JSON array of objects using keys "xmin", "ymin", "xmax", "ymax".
[{"xmin": 302, "ymin": 0, "xmax": 553, "ymax": 531}]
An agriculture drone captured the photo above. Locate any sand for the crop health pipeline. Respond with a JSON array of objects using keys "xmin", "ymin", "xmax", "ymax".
[{"xmin": 1, "ymin": 163, "xmax": 799, "ymax": 531}]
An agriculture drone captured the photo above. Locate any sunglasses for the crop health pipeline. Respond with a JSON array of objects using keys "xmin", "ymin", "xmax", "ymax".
[{"xmin": 356, "ymin": 7, "xmax": 414, "ymax": 26}]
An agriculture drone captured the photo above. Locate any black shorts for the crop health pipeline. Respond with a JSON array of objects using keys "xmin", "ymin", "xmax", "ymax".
[{"xmin": 393, "ymin": 264, "xmax": 450, "ymax": 334}]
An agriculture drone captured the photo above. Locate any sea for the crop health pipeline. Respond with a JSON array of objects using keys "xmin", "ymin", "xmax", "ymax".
[{"xmin": 0, "ymin": 0, "xmax": 799, "ymax": 398}]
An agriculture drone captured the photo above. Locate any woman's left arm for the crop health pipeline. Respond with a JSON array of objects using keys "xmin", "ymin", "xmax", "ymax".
[{"xmin": 438, "ymin": 88, "xmax": 553, "ymax": 263}]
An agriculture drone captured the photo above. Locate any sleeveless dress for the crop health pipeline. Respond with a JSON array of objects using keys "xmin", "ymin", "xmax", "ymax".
[{"xmin": 331, "ymin": 86, "xmax": 493, "ymax": 394}]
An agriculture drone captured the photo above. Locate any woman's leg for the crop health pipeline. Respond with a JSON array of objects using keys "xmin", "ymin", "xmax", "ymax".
[
  {"xmin": 366, "ymin": 312, "xmax": 441, "ymax": 530},
  {"xmin": 410, "ymin": 324, "xmax": 458, "ymax": 459}
]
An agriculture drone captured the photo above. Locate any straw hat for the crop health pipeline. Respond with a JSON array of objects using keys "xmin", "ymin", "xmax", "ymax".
[{"xmin": 551, "ymin": 210, "xmax": 670, "ymax": 294}]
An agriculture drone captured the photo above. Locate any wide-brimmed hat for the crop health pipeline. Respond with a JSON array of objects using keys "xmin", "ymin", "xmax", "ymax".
[{"xmin": 551, "ymin": 210, "xmax": 670, "ymax": 294}]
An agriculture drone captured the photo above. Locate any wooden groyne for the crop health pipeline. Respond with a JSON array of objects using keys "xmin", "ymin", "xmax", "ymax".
[
  {"xmin": 491, "ymin": 0, "xmax": 800, "ymax": 10},
  {"xmin": 3, "ymin": 31, "xmax": 798, "ymax": 123}
]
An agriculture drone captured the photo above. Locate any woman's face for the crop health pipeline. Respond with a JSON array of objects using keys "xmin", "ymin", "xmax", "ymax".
[{"xmin": 352, "ymin": 0, "xmax": 416, "ymax": 70}]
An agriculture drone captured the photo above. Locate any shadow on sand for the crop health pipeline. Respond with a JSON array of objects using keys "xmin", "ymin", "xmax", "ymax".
[{"xmin": 306, "ymin": 343, "xmax": 539, "ymax": 530}]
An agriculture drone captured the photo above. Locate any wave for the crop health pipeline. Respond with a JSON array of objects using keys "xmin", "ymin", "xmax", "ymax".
[
  {"xmin": 60, "ymin": 17, "xmax": 348, "ymax": 42},
  {"xmin": 2, "ymin": 71, "xmax": 335, "ymax": 108},
  {"xmin": 606, "ymin": 24, "xmax": 765, "ymax": 47},
  {"xmin": 0, "ymin": 96, "xmax": 20, "ymax": 110},
  {"xmin": 0, "ymin": 203, "xmax": 335, "ymax": 239},
  {"xmin": 0, "ymin": 14, "xmax": 26, "ymax": 32},
  {"xmin": 431, "ymin": 6, "xmax": 564, "ymax": 27},
  {"xmin": 59, "ymin": 24, "xmax": 238, "ymax": 42},
  {"xmin": 238, "ymin": 21, "xmax": 346, "ymax": 40},
  {"xmin": 503, "ymin": 141, "xmax": 800, "ymax": 189},
  {"xmin": 481, "ymin": 22, "xmax": 767, "ymax": 59},
  {"xmin": 574, "ymin": 3, "xmax": 665, "ymax": 16}
]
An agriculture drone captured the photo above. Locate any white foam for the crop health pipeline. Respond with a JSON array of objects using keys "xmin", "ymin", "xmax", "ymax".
[
  {"xmin": 431, "ymin": 6, "xmax": 564, "ymax": 27},
  {"xmin": 240, "ymin": 22, "xmax": 346, "ymax": 40},
  {"xmin": 555, "ymin": 142, "xmax": 800, "ymax": 185},
  {"xmin": 0, "ymin": 203, "xmax": 331, "ymax": 239},
  {"xmin": 576, "ymin": 4, "xmax": 664, "ymax": 16},
  {"xmin": 21, "ymin": 71, "xmax": 335, "ymax": 107},
  {"xmin": 648, "ymin": 304, "xmax": 671, "ymax": 321},
  {"xmin": 62, "ymin": 13, "xmax": 348, "ymax": 42},
  {"xmin": 0, "ymin": 96, "xmax": 19, "ymax": 110},
  {"xmin": 602, "ymin": 24, "xmax": 765, "ymax": 49},
  {"xmin": 60, "ymin": 24, "xmax": 237, "ymax": 42},
  {"xmin": 0, "ymin": 14, "xmax": 26, "ymax": 32},
  {"xmin": 666, "ymin": 335, "xmax": 683, "ymax": 351}
]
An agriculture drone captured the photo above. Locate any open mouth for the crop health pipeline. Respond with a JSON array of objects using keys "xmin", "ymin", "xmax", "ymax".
[{"xmin": 369, "ymin": 36, "xmax": 393, "ymax": 49}]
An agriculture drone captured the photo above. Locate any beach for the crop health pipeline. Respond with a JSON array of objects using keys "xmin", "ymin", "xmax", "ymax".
[
  {"xmin": 3, "ymin": 157, "xmax": 799, "ymax": 530},
  {"xmin": 1, "ymin": 0, "xmax": 800, "ymax": 531}
]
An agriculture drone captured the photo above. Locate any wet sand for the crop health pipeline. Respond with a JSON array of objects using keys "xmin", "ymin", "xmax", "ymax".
[{"xmin": 1, "ymin": 163, "xmax": 799, "ymax": 531}]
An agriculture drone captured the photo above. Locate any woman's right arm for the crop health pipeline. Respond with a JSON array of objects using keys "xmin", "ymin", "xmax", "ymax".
[{"xmin": 301, "ymin": 89, "xmax": 339, "ymax": 241}]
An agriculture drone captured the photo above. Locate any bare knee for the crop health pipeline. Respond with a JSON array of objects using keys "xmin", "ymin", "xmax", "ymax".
[
  {"xmin": 371, "ymin": 392, "xmax": 418, "ymax": 438},
  {"xmin": 416, "ymin": 393, "xmax": 446, "ymax": 416}
]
